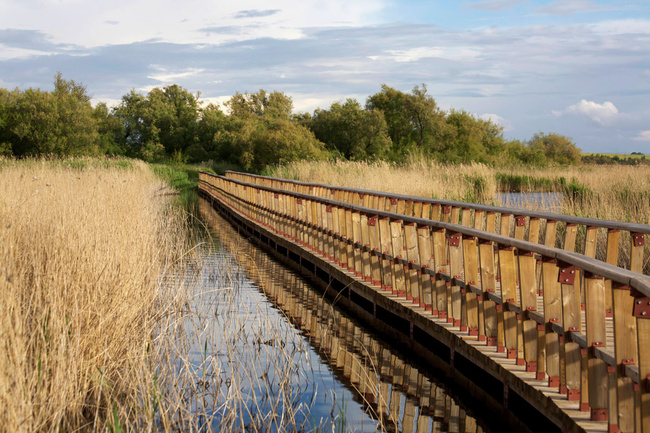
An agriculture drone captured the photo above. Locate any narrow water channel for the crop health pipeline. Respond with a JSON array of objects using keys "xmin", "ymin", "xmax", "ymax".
[{"xmin": 192, "ymin": 197, "xmax": 497, "ymax": 432}]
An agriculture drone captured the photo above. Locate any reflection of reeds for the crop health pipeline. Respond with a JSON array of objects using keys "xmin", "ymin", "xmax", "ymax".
[{"xmin": 199, "ymin": 198, "xmax": 490, "ymax": 433}]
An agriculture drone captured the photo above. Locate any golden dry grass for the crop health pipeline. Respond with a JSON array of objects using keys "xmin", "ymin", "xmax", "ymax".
[
  {"xmin": 269, "ymin": 159, "xmax": 650, "ymax": 224},
  {"xmin": 0, "ymin": 158, "xmax": 190, "ymax": 431}
]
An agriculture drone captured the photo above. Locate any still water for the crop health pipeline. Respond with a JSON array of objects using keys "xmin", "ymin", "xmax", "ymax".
[
  {"xmin": 188, "ymin": 198, "xmax": 495, "ymax": 432},
  {"xmin": 496, "ymin": 192, "xmax": 563, "ymax": 212}
]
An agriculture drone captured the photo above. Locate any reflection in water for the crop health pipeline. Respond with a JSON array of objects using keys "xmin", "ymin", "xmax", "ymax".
[
  {"xmin": 496, "ymin": 192, "xmax": 563, "ymax": 212},
  {"xmin": 197, "ymin": 198, "xmax": 491, "ymax": 432}
]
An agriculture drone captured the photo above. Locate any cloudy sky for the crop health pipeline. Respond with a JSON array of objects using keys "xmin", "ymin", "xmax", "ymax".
[{"xmin": 1, "ymin": 0, "xmax": 649, "ymax": 153}]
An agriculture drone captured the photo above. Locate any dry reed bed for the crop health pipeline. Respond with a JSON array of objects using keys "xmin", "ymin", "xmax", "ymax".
[{"xmin": 0, "ymin": 158, "xmax": 190, "ymax": 431}]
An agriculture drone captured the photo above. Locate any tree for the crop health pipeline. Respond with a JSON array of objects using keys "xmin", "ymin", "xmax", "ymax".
[
  {"xmin": 441, "ymin": 109, "xmax": 506, "ymax": 163},
  {"xmin": 2, "ymin": 73, "xmax": 99, "ymax": 156},
  {"xmin": 366, "ymin": 84, "xmax": 445, "ymax": 157},
  {"xmin": 309, "ymin": 99, "xmax": 391, "ymax": 160},
  {"xmin": 527, "ymin": 132, "xmax": 581, "ymax": 165},
  {"xmin": 225, "ymin": 90, "xmax": 325, "ymax": 172}
]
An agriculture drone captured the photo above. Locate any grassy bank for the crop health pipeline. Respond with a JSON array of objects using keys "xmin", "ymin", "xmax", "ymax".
[{"xmin": 0, "ymin": 157, "xmax": 193, "ymax": 431}]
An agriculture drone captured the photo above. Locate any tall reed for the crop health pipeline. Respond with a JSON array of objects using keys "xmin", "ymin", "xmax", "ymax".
[{"xmin": 0, "ymin": 158, "xmax": 190, "ymax": 431}]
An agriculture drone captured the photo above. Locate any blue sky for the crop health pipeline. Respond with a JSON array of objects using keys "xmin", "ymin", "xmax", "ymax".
[{"xmin": 1, "ymin": 0, "xmax": 649, "ymax": 153}]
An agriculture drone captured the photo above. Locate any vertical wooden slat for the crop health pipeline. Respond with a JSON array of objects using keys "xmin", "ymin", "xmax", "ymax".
[
  {"xmin": 518, "ymin": 252, "xmax": 538, "ymax": 372},
  {"xmin": 499, "ymin": 246, "xmax": 518, "ymax": 358},
  {"xmin": 379, "ymin": 217, "xmax": 393, "ymax": 293},
  {"xmin": 463, "ymin": 235, "xmax": 479, "ymax": 336},
  {"xmin": 405, "ymin": 222, "xmax": 421, "ymax": 303},
  {"xmin": 361, "ymin": 213, "xmax": 372, "ymax": 281},
  {"xmin": 612, "ymin": 283, "xmax": 637, "ymax": 433},
  {"xmin": 605, "ymin": 229, "xmax": 620, "ymax": 316},
  {"xmin": 543, "ymin": 257, "xmax": 562, "ymax": 389},
  {"xmin": 368, "ymin": 215, "xmax": 382, "ymax": 287},
  {"xmin": 391, "ymin": 219, "xmax": 407, "ymax": 298},
  {"xmin": 418, "ymin": 225, "xmax": 434, "ymax": 311},
  {"xmin": 585, "ymin": 274, "xmax": 608, "ymax": 422}
]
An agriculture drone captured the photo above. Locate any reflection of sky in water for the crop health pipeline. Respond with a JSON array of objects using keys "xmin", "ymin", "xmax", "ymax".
[
  {"xmin": 497, "ymin": 192, "xmax": 563, "ymax": 212},
  {"xmin": 179, "ymin": 199, "xmax": 493, "ymax": 433},
  {"xmin": 184, "ymin": 210, "xmax": 378, "ymax": 431}
]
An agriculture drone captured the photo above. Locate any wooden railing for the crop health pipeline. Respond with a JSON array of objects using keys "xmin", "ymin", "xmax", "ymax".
[
  {"xmin": 225, "ymin": 170, "xmax": 649, "ymax": 276},
  {"xmin": 200, "ymin": 171, "xmax": 650, "ymax": 432}
]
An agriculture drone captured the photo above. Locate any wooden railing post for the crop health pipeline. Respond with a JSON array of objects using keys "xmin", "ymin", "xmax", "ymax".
[
  {"xmin": 585, "ymin": 274, "xmax": 608, "ymax": 422},
  {"xmin": 418, "ymin": 225, "xmax": 433, "ymax": 311},
  {"xmin": 432, "ymin": 228, "xmax": 447, "ymax": 318},
  {"xmin": 390, "ymin": 219, "xmax": 407, "ymax": 298},
  {"xmin": 404, "ymin": 222, "xmax": 420, "ymax": 304}
]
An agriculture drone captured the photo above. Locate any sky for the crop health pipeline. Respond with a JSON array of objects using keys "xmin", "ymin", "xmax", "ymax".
[{"xmin": 0, "ymin": 0, "xmax": 649, "ymax": 154}]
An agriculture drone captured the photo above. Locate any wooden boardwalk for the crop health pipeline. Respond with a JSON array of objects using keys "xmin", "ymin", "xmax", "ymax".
[{"xmin": 199, "ymin": 171, "xmax": 650, "ymax": 433}]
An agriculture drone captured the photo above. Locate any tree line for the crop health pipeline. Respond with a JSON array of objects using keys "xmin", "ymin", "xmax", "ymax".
[{"xmin": 0, "ymin": 74, "xmax": 582, "ymax": 171}]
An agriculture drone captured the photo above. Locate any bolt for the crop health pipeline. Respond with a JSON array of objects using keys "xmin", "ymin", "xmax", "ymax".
[{"xmin": 643, "ymin": 312, "xmax": 647, "ymax": 316}]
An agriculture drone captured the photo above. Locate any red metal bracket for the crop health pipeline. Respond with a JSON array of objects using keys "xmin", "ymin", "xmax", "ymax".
[
  {"xmin": 558, "ymin": 265, "xmax": 578, "ymax": 285},
  {"xmin": 296, "ymin": 198, "xmax": 302, "ymax": 204},
  {"xmin": 449, "ymin": 233, "xmax": 462, "ymax": 247},
  {"xmin": 632, "ymin": 232, "xmax": 645, "ymax": 247},
  {"xmin": 367, "ymin": 217, "xmax": 376, "ymax": 226},
  {"xmin": 274, "ymin": 193, "xmax": 279, "ymax": 198},
  {"xmin": 515, "ymin": 215, "xmax": 526, "ymax": 227},
  {"xmin": 326, "ymin": 206, "xmax": 332, "ymax": 213},
  {"xmin": 442, "ymin": 205, "xmax": 451, "ymax": 214},
  {"xmin": 633, "ymin": 297, "xmax": 650, "ymax": 318},
  {"xmin": 358, "ymin": 193, "xmax": 365, "ymax": 200},
  {"xmin": 330, "ymin": 188, "xmax": 336, "ymax": 194},
  {"xmin": 390, "ymin": 198, "xmax": 398, "ymax": 205}
]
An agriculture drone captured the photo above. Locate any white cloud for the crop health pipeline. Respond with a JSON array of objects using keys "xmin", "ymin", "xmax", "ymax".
[
  {"xmin": 479, "ymin": 113, "xmax": 513, "ymax": 131},
  {"xmin": 633, "ymin": 131, "xmax": 650, "ymax": 142},
  {"xmin": 552, "ymin": 99, "xmax": 619, "ymax": 125},
  {"xmin": 464, "ymin": 0, "xmax": 525, "ymax": 12},
  {"xmin": 147, "ymin": 67, "xmax": 205, "ymax": 84},
  {"xmin": 536, "ymin": 0, "xmax": 609, "ymax": 16},
  {"xmin": 369, "ymin": 46, "xmax": 481, "ymax": 63}
]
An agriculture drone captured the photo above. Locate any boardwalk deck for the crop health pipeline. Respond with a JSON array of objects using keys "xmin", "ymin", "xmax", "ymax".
[{"xmin": 199, "ymin": 171, "xmax": 650, "ymax": 433}]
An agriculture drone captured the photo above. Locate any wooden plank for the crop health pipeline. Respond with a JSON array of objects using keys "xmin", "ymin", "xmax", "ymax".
[
  {"xmin": 418, "ymin": 226, "xmax": 433, "ymax": 310},
  {"xmin": 368, "ymin": 214, "xmax": 382, "ymax": 286},
  {"xmin": 543, "ymin": 258, "xmax": 562, "ymax": 388},
  {"xmin": 630, "ymin": 233, "xmax": 645, "ymax": 274},
  {"xmin": 361, "ymin": 213, "xmax": 372, "ymax": 281},
  {"xmin": 390, "ymin": 219, "xmax": 407, "ymax": 298},
  {"xmin": 585, "ymin": 276, "xmax": 608, "ymax": 420},
  {"xmin": 463, "ymin": 236, "xmax": 479, "ymax": 336},
  {"xmin": 352, "ymin": 211, "xmax": 362, "ymax": 276},
  {"xmin": 605, "ymin": 229, "xmax": 620, "ymax": 316},
  {"xmin": 637, "ymin": 316, "xmax": 650, "ymax": 433},
  {"xmin": 379, "ymin": 217, "xmax": 393, "ymax": 293},
  {"xmin": 612, "ymin": 283, "xmax": 637, "ymax": 433},
  {"xmin": 405, "ymin": 222, "xmax": 420, "ymax": 303}
]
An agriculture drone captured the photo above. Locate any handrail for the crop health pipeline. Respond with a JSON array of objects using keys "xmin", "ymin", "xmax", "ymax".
[
  {"xmin": 211, "ymin": 173, "xmax": 650, "ymax": 296},
  {"xmin": 225, "ymin": 170, "xmax": 650, "ymax": 234},
  {"xmin": 199, "ymin": 170, "xmax": 650, "ymax": 430}
]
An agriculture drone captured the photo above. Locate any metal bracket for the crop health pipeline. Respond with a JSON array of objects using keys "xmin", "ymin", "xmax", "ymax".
[
  {"xmin": 367, "ymin": 217, "xmax": 377, "ymax": 226},
  {"xmin": 515, "ymin": 215, "xmax": 526, "ymax": 227},
  {"xmin": 442, "ymin": 205, "xmax": 451, "ymax": 214},
  {"xmin": 326, "ymin": 205, "xmax": 332, "ymax": 213},
  {"xmin": 390, "ymin": 198, "xmax": 398, "ymax": 205},
  {"xmin": 449, "ymin": 233, "xmax": 462, "ymax": 247},
  {"xmin": 558, "ymin": 264, "xmax": 578, "ymax": 285},
  {"xmin": 633, "ymin": 297, "xmax": 650, "ymax": 318},
  {"xmin": 296, "ymin": 198, "xmax": 302, "ymax": 204},
  {"xmin": 632, "ymin": 232, "xmax": 645, "ymax": 247}
]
